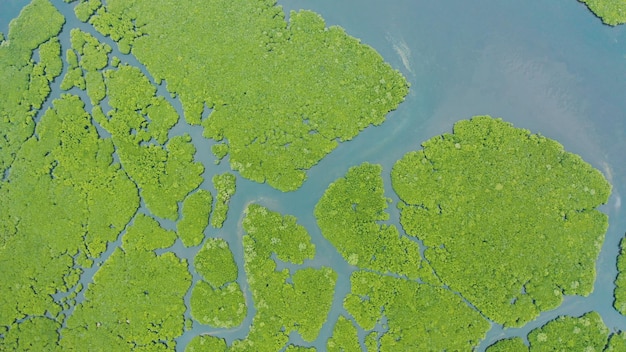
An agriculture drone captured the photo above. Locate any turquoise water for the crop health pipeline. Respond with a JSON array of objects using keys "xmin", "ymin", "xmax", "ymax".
[
  {"xmin": 278, "ymin": 0, "xmax": 626, "ymax": 349},
  {"xmin": 0, "ymin": 0, "xmax": 29, "ymax": 35},
  {"xmin": 2, "ymin": 0, "xmax": 626, "ymax": 350}
]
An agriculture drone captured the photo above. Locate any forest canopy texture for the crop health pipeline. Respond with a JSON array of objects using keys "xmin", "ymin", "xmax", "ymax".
[{"xmin": 0, "ymin": 0, "xmax": 618, "ymax": 351}]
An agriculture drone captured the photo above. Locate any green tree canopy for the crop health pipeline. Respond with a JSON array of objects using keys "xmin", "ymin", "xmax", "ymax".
[
  {"xmin": 391, "ymin": 116, "xmax": 611, "ymax": 326},
  {"xmin": 88, "ymin": 0, "xmax": 409, "ymax": 191},
  {"xmin": 314, "ymin": 162, "xmax": 428, "ymax": 280},
  {"xmin": 527, "ymin": 312, "xmax": 609, "ymax": 350},
  {"xmin": 579, "ymin": 0, "xmax": 626, "ymax": 26}
]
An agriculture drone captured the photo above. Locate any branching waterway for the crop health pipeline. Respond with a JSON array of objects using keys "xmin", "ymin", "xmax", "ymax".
[{"xmin": 1, "ymin": 0, "xmax": 626, "ymax": 350}]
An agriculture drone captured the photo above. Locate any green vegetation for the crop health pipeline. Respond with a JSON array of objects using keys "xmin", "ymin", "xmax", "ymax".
[
  {"xmin": 488, "ymin": 325, "xmax": 626, "ymax": 352},
  {"xmin": 579, "ymin": 0, "xmax": 626, "ymax": 26},
  {"xmin": 344, "ymin": 270, "xmax": 490, "ymax": 350},
  {"xmin": 615, "ymin": 235, "xmax": 626, "ymax": 314},
  {"xmin": 101, "ymin": 64, "xmax": 201, "ymax": 220},
  {"xmin": 327, "ymin": 316, "xmax": 360, "ymax": 352},
  {"xmin": 70, "ymin": 28, "xmax": 110, "ymax": 72},
  {"xmin": 391, "ymin": 115, "xmax": 611, "ymax": 326},
  {"xmin": 38, "ymin": 38, "xmax": 62, "ymax": 79},
  {"xmin": 61, "ymin": 214, "xmax": 190, "ymax": 350},
  {"xmin": 314, "ymin": 162, "xmax": 426, "ymax": 280},
  {"xmin": 122, "ymin": 214, "xmax": 177, "ymax": 251},
  {"xmin": 0, "ymin": 317, "xmax": 61, "ymax": 351},
  {"xmin": 177, "ymin": 189, "xmax": 213, "ymax": 247},
  {"xmin": 0, "ymin": 0, "xmax": 64, "ymax": 176},
  {"xmin": 195, "ymin": 238, "xmax": 238, "ymax": 285},
  {"xmin": 24, "ymin": 36, "xmax": 62, "ymax": 111},
  {"xmin": 74, "ymin": 0, "xmax": 102, "ymax": 23},
  {"xmin": 85, "ymin": 70, "xmax": 106, "ymax": 105},
  {"xmin": 607, "ymin": 332, "xmax": 626, "ymax": 351},
  {"xmin": 60, "ymin": 66, "xmax": 85, "ymax": 90},
  {"xmin": 233, "ymin": 204, "xmax": 336, "ymax": 350},
  {"xmin": 364, "ymin": 332, "xmax": 378, "ymax": 351},
  {"xmin": 2, "ymin": 0, "xmax": 621, "ymax": 350},
  {"xmin": 88, "ymin": 0, "xmax": 409, "ymax": 191},
  {"xmin": 486, "ymin": 337, "xmax": 529, "ymax": 352},
  {"xmin": 64, "ymin": 29, "xmax": 110, "ymax": 104},
  {"xmin": 211, "ymin": 172, "xmax": 236, "ymax": 228},
  {"xmin": 285, "ymin": 346, "xmax": 316, "ymax": 352},
  {"xmin": 211, "ymin": 143, "xmax": 229, "ymax": 164},
  {"xmin": 186, "ymin": 335, "xmax": 227, "ymax": 351},
  {"xmin": 191, "ymin": 238, "xmax": 247, "ymax": 328},
  {"xmin": 190, "ymin": 281, "xmax": 246, "ymax": 328},
  {"xmin": 190, "ymin": 239, "xmax": 246, "ymax": 328},
  {"xmin": 0, "ymin": 94, "xmax": 139, "ymax": 331},
  {"xmin": 528, "ymin": 312, "xmax": 609, "ymax": 350}
]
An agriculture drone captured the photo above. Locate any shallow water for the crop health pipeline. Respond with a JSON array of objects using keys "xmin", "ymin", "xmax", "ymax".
[
  {"xmin": 278, "ymin": 0, "xmax": 626, "ymax": 349},
  {"xmin": 2, "ymin": 0, "xmax": 626, "ymax": 350}
]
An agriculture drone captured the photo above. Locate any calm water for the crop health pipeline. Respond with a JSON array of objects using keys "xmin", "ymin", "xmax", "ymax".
[{"xmin": 2, "ymin": 0, "xmax": 626, "ymax": 350}]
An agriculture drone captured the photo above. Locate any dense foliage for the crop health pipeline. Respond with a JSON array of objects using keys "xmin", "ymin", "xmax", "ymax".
[
  {"xmin": 60, "ymin": 214, "xmax": 190, "ymax": 350},
  {"xmin": 235, "ymin": 204, "xmax": 337, "ymax": 350},
  {"xmin": 326, "ymin": 316, "xmax": 360, "ymax": 352},
  {"xmin": 486, "ymin": 337, "xmax": 529, "ymax": 352},
  {"xmin": 527, "ymin": 312, "xmax": 609, "ymax": 350},
  {"xmin": 211, "ymin": 173, "xmax": 236, "ymax": 228},
  {"xmin": 0, "ymin": 0, "xmax": 619, "ymax": 350},
  {"xmin": 190, "ymin": 239, "xmax": 246, "ymax": 328},
  {"xmin": 345, "ymin": 270, "xmax": 490, "ymax": 350},
  {"xmin": 615, "ymin": 235, "xmax": 626, "ymax": 314},
  {"xmin": 88, "ymin": 0, "xmax": 409, "ymax": 191},
  {"xmin": 177, "ymin": 189, "xmax": 213, "ymax": 247},
  {"xmin": 314, "ymin": 162, "xmax": 428, "ymax": 280},
  {"xmin": 0, "ymin": 0, "xmax": 64, "ymax": 177},
  {"xmin": 2, "ymin": 1, "xmax": 205, "ymax": 347},
  {"xmin": 0, "ymin": 93, "xmax": 139, "ymax": 335},
  {"xmin": 62, "ymin": 29, "xmax": 110, "ymax": 104},
  {"xmin": 186, "ymin": 335, "xmax": 227, "ymax": 352},
  {"xmin": 100, "ymin": 64, "xmax": 203, "ymax": 220},
  {"xmin": 487, "ymin": 312, "xmax": 626, "ymax": 351},
  {"xmin": 579, "ymin": 0, "xmax": 626, "ymax": 25},
  {"xmin": 607, "ymin": 332, "xmax": 626, "ymax": 351},
  {"xmin": 392, "ymin": 116, "xmax": 611, "ymax": 326},
  {"xmin": 315, "ymin": 163, "xmax": 491, "ymax": 350}
]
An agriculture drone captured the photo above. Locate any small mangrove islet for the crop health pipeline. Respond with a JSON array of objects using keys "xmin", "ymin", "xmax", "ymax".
[
  {"xmin": 614, "ymin": 235, "xmax": 626, "ymax": 315},
  {"xmin": 211, "ymin": 172, "xmax": 237, "ymax": 229},
  {"xmin": 177, "ymin": 189, "xmax": 213, "ymax": 247}
]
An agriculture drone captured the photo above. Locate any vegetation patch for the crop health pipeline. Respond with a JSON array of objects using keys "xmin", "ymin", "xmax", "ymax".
[
  {"xmin": 89, "ymin": 0, "xmax": 409, "ymax": 191},
  {"xmin": 314, "ymin": 162, "xmax": 429, "ymax": 280},
  {"xmin": 527, "ymin": 312, "xmax": 609, "ymax": 350},
  {"xmin": 488, "ymin": 312, "xmax": 626, "ymax": 351},
  {"xmin": 177, "ymin": 189, "xmax": 213, "ymax": 247},
  {"xmin": 211, "ymin": 173, "xmax": 236, "ymax": 228},
  {"xmin": 579, "ymin": 0, "xmax": 626, "ymax": 26},
  {"xmin": 344, "ymin": 270, "xmax": 490, "ymax": 350},
  {"xmin": 234, "ymin": 204, "xmax": 337, "ymax": 350},
  {"xmin": 0, "ymin": 94, "xmax": 139, "ymax": 331},
  {"xmin": 614, "ymin": 235, "xmax": 626, "ymax": 314},
  {"xmin": 60, "ymin": 214, "xmax": 190, "ymax": 350},
  {"xmin": 392, "ymin": 115, "xmax": 611, "ymax": 326}
]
